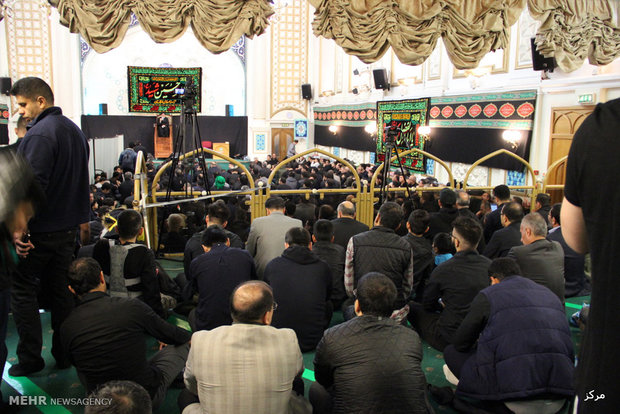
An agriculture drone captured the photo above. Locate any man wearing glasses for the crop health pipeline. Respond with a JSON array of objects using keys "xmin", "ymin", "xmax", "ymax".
[{"xmin": 408, "ymin": 216, "xmax": 491, "ymax": 351}]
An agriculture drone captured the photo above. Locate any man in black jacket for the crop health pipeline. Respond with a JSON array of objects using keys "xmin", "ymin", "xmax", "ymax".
[
  {"xmin": 402, "ymin": 209, "xmax": 433, "ymax": 301},
  {"xmin": 61, "ymin": 258, "xmax": 191, "ymax": 410},
  {"xmin": 331, "ymin": 201, "xmax": 369, "ymax": 249},
  {"xmin": 310, "ymin": 273, "xmax": 433, "ymax": 414},
  {"xmin": 483, "ymin": 201, "xmax": 523, "ymax": 259},
  {"xmin": 10, "ymin": 77, "xmax": 90, "ymax": 376},
  {"xmin": 483, "ymin": 184, "xmax": 511, "ymax": 243},
  {"xmin": 409, "ymin": 216, "xmax": 490, "ymax": 351},
  {"xmin": 426, "ymin": 188, "xmax": 458, "ymax": 241},
  {"xmin": 312, "ymin": 220, "xmax": 346, "ymax": 308},
  {"xmin": 183, "ymin": 200, "xmax": 243, "ymax": 277},
  {"xmin": 264, "ymin": 227, "xmax": 332, "ymax": 352},
  {"xmin": 345, "ymin": 202, "xmax": 413, "ymax": 322}
]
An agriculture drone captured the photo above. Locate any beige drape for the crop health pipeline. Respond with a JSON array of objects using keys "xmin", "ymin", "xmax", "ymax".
[
  {"xmin": 528, "ymin": 0, "xmax": 620, "ymax": 72},
  {"xmin": 310, "ymin": 0, "xmax": 620, "ymax": 72},
  {"xmin": 49, "ymin": 0, "xmax": 274, "ymax": 54},
  {"xmin": 309, "ymin": 0, "xmax": 526, "ymax": 70}
]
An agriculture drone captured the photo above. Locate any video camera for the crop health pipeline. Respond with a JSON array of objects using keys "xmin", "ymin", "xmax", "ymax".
[
  {"xmin": 175, "ymin": 78, "xmax": 198, "ymax": 112},
  {"xmin": 383, "ymin": 125, "xmax": 401, "ymax": 146}
]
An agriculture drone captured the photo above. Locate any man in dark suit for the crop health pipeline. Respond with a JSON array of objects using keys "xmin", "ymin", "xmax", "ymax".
[
  {"xmin": 508, "ymin": 213, "xmax": 564, "ymax": 301},
  {"xmin": 456, "ymin": 190, "xmax": 486, "ymax": 254},
  {"xmin": 402, "ymin": 209, "xmax": 433, "ymax": 301},
  {"xmin": 331, "ymin": 201, "xmax": 369, "ymax": 249},
  {"xmin": 547, "ymin": 203, "xmax": 590, "ymax": 298},
  {"xmin": 535, "ymin": 193, "xmax": 552, "ymax": 228},
  {"xmin": 483, "ymin": 201, "xmax": 523, "ymax": 259},
  {"xmin": 483, "ymin": 184, "xmax": 511, "ymax": 243},
  {"xmin": 312, "ymin": 220, "xmax": 346, "ymax": 308}
]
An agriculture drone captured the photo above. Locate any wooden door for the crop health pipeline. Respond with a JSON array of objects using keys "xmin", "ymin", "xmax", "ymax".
[
  {"xmin": 271, "ymin": 128, "xmax": 295, "ymax": 162},
  {"xmin": 547, "ymin": 106, "xmax": 594, "ymax": 204}
]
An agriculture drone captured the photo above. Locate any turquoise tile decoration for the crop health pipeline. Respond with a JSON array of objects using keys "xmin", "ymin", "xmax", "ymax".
[
  {"xmin": 255, "ymin": 133, "xmax": 266, "ymax": 151},
  {"xmin": 507, "ymin": 170, "xmax": 526, "ymax": 186}
]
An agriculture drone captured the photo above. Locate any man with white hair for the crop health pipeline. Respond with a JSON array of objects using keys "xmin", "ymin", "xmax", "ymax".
[{"xmin": 508, "ymin": 213, "xmax": 564, "ymax": 301}]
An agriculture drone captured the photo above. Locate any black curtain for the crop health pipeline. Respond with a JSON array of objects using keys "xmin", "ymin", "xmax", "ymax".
[
  {"xmin": 81, "ymin": 115, "xmax": 248, "ymax": 157},
  {"xmin": 315, "ymin": 125, "xmax": 376, "ymax": 152},
  {"xmin": 0, "ymin": 124, "xmax": 7, "ymax": 145},
  {"xmin": 427, "ymin": 127, "xmax": 532, "ymax": 171}
]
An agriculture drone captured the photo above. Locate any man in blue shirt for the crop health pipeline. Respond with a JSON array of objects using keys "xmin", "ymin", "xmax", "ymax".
[{"xmin": 10, "ymin": 77, "xmax": 90, "ymax": 376}]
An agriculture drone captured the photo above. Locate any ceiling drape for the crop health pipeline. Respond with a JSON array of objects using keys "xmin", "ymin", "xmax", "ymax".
[{"xmin": 49, "ymin": 0, "xmax": 274, "ymax": 54}]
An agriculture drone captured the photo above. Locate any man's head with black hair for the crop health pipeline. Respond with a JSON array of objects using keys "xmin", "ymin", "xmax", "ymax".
[
  {"xmin": 201, "ymin": 226, "xmax": 229, "ymax": 248},
  {"xmin": 355, "ymin": 272, "xmax": 397, "ymax": 317},
  {"xmin": 265, "ymin": 196, "xmax": 286, "ymax": 212},
  {"xmin": 488, "ymin": 257, "xmax": 522, "ymax": 284},
  {"xmin": 85, "ymin": 381, "xmax": 151, "ymax": 414},
  {"xmin": 407, "ymin": 209, "xmax": 430, "ymax": 236},
  {"xmin": 536, "ymin": 193, "xmax": 551, "ymax": 209},
  {"xmin": 207, "ymin": 199, "xmax": 230, "ymax": 226},
  {"xmin": 433, "ymin": 232, "xmax": 453, "ymax": 255},
  {"xmin": 451, "ymin": 216, "xmax": 483, "ymax": 251},
  {"xmin": 313, "ymin": 219, "xmax": 334, "ymax": 242},
  {"xmin": 117, "ymin": 209, "xmax": 143, "ymax": 241},
  {"xmin": 285, "ymin": 227, "xmax": 311, "ymax": 248},
  {"xmin": 10, "ymin": 77, "xmax": 54, "ymax": 122},
  {"xmin": 376, "ymin": 202, "xmax": 403, "ymax": 230},
  {"xmin": 493, "ymin": 184, "xmax": 511, "ymax": 203},
  {"xmin": 68, "ymin": 258, "xmax": 104, "ymax": 297},
  {"xmin": 501, "ymin": 201, "xmax": 524, "ymax": 225},
  {"xmin": 439, "ymin": 188, "xmax": 457, "ymax": 208},
  {"xmin": 230, "ymin": 281, "xmax": 274, "ymax": 324}
]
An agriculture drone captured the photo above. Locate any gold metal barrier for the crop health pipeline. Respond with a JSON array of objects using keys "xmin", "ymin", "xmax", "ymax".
[
  {"xmin": 264, "ymin": 147, "xmax": 366, "ymax": 223},
  {"xmin": 463, "ymin": 149, "xmax": 539, "ymax": 206},
  {"xmin": 542, "ymin": 156, "xmax": 568, "ymax": 193}
]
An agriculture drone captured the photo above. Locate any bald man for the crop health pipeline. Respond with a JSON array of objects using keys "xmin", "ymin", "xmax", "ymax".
[
  {"xmin": 331, "ymin": 201, "xmax": 369, "ymax": 249},
  {"xmin": 180, "ymin": 281, "xmax": 307, "ymax": 414}
]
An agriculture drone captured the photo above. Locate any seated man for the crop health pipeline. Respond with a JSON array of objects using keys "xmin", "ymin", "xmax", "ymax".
[
  {"xmin": 61, "ymin": 258, "xmax": 191, "ymax": 410},
  {"xmin": 483, "ymin": 201, "xmax": 523, "ymax": 259},
  {"xmin": 547, "ymin": 203, "xmax": 591, "ymax": 298},
  {"xmin": 189, "ymin": 227, "xmax": 256, "ymax": 331},
  {"xmin": 408, "ymin": 216, "xmax": 490, "ymax": 351},
  {"xmin": 444, "ymin": 258, "xmax": 574, "ymax": 406},
  {"xmin": 92, "ymin": 209, "xmax": 165, "ymax": 317},
  {"xmin": 508, "ymin": 213, "xmax": 565, "ymax": 301},
  {"xmin": 402, "ymin": 209, "xmax": 434, "ymax": 300},
  {"xmin": 265, "ymin": 227, "xmax": 332, "ymax": 352},
  {"xmin": 180, "ymin": 281, "xmax": 306, "ymax": 414},
  {"xmin": 311, "ymin": 273, "xmax": 433, "ymax": 414},
  {"xmin": 85, "ymin": 381, "xmax": 151, "ymax": 414},
  {"xmin": 312, "ymin": 219, "xmax": 346, "ymax": 308},
  {"xmin": 183, "ymin": 199, "xmax": 244, "ymax": 278}
]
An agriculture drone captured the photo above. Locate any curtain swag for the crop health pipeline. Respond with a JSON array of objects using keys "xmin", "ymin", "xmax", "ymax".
[
  {"xmin": 49, "ymin": 0, "xmax": 274, "ymax": 54},
  {"xmin": 309, "ymin": 0, "xmax": 620, "ymax": 73}
]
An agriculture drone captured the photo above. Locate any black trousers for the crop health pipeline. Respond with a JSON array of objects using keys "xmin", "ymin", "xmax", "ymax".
[
  {"xmin": 0, "ymin": 289, "xmax": 10, "ymax": 401},
  {"xmin": 11, "ymin": 229, "xmax": 77, "ymax": 365},
  {"xmin": 408, "ymin": 302, "xmax": 449, "ymax": 352}
]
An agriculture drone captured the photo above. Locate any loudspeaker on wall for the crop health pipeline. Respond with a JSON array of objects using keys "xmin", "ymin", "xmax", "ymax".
[
  {"xmin": 531, "ymin": 38, "xmax": 555, "ymax": 72},
  {"xmin": 301, "ymin": 84, "xmax": 312, "ymax": 100},
  {"xmin": 0, "ymin": 77, "xmax": 12, "ymax": 95},
  {"xmin": 373, "ymin": 69, "xmax": 390, "ymax": 90}
]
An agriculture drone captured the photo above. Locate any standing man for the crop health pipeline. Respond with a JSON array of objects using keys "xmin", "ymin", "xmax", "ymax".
[
  {"xmin": 246, "ymin": 197, "xmax": 302, "ymax": 279},
  {"xmin": 561, "ymin": 97, "xmax": 620, "ymax": 413},
  {"xmin": 483, "ymin": 184, "xmax": 511, "ymax": 243},
  {"xmin": 10, "ymin": 77, "xmax": 90, "ymax": 376},
  {"xmin": 286, "ymin": 139, "xmax": 299, "ymax": 158}
]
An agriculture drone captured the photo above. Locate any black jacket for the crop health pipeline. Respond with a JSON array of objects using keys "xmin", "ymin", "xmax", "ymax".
[
  {"xmin": 314, "ymin": 315, "xmax": 433, "ymax": 414},
  {"xmin": 426, "ymin": 207, "xmax": 458, "ymax": 241},
  {"xmin": 483, "ymin": 221, "xmax": 522, "ymax": 259},
  {"xmin": 312, "ymin": 241, "xmax": 346, "ymax": 307},
  {"xmin": 60, "ymin": 292, "xmax": 191, "ymax": 396},
  {"xmin": 265, "ymin": 246, "xmax": 332, "ymax": 352},
  {"xmin": 547, "ymin": 227, "xmax": 591, "ymax": 298},
  {"xmin": 183, "ymin": 226, "xmax": 244, "ymax": 277},
  {"xmin": 402, "ymin": 233, "xmax": 433, "ymax": 300},
  {"xmin": 483, "ymin": 202, "xmax": 508, "ymax": 243},
  {"xmin": 423, "ymin": 250, "xmax": 490, "ymax": 343},
  {"xmin": 331, "ymin": 217, "xmax": 369, "ymax": 249}
]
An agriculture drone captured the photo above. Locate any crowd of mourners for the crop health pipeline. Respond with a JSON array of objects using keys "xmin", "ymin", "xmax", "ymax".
[{"xmin": 1, "ymin": 76, "xmax": 611, "ymax": 414}]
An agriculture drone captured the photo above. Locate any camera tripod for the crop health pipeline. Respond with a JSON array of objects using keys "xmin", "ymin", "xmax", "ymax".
[
  {"xmin": 377, "ymin": 126, "xmax": 413, "ymax": 205},
  {"xmin": 156, "ymin": 86, "xmax": 211, "ymax": 254}
]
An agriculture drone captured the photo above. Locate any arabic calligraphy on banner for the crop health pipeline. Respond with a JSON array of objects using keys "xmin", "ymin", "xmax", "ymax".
[{"xmin": 128, "ymin": 66, "xmax": 202, "ymax": 113}]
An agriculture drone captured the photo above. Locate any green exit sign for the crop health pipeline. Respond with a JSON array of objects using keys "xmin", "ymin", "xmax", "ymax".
[{"xmin": 578, "ymin": 94, "xmax": 595, "ymax": 104}]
